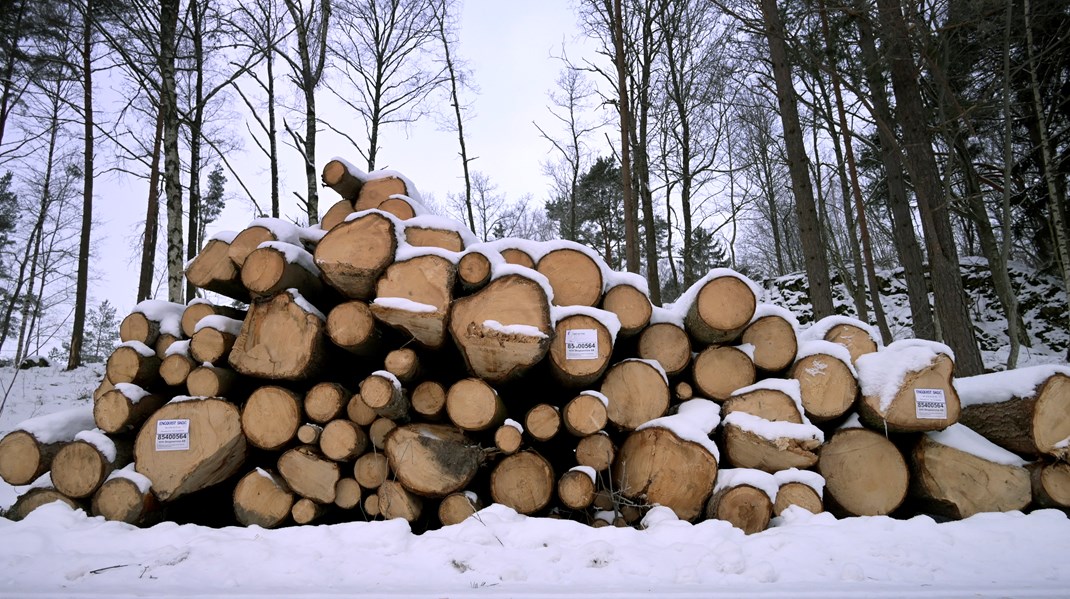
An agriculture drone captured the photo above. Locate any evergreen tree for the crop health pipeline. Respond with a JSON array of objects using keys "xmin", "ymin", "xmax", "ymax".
[
  {"xmin": 82, "ymin": 299, "xmax": 118, "ymax": 363},
  {"xmin": 0, "ymin": 172, "xmax": 16, "ymax": 282},
  {"xmin": 198, "ymin": 164, "xmax": 226, "ymax": 248}
]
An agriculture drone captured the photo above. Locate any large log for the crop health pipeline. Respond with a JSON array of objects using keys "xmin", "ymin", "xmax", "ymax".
[
  {"xmin": 600, "ymin": 276, "xmax": 651, "ymax": 337},
  {"xmin": 599, "ymin": 359, "xmax": 670, "ymax": 431},
  {"xmin": 228, "ymin": 289, "xmax": 329, "ymax": 380},
  {"xmin": 120, "ymin": 300, "xmax": 185, "ymax": 347},
  {"xmin": 384, "ymin": 423, "xmax": 485, "ymax": 497},
  {"xmin": 322, "ymin": 159, "xmax": 363, "ymax": 202},
  {"xmin": 159, "ymin": 341, "xmax": 196, "ymax": 387},
  {"xmin": 94, "ymin": 383, "xmax": 166, "ymax": 434},
  {"xmin": 134, "ymin": 397, "xmax": 248, "ymax": 502},
  {"xmin": 557, "ymin": 467, "xmax": 597, "ymax": 510},
  {"xmin": 370, "ymin": 253, "xmax": 455, "ymax": 350},
  {"xmin": 277, "ymin": 445, "xmax": 340, "ymax": 504},
  {"xmin": 228, "ymin": 218, "xmax": 306, "ymax": 269},
  {"xmin": 355, "ymin": 174, "xmax": 409, "ymax": 212},
  {"xmin": 536, "ymin": 244, "xmax": 605, "ymax": 307},
  {"xmin": 615, "ymin": 424, "xmax": 719, "ymax": 522},
  {"xmin": 956, "ymin": 366, "xmax": 1070, "ymax": 461},
  {"xmin": 384, "ymin": 348, "xmax": 420, "ymax": 384},
  {"xmin": 51, "ymin": 431, "xmax": 130, "ymax": 499},
  {"xmin": 494, "ymin": 420, "xmax": 523, "ymax": 454},
  {"xmin": 1030, "ymin": 461, "xmax": 1070, "ymax": 509},
  {"xmin": 723, "ymin": 379, "xmax": 804, "ymax": 424},
  {"xmin": 818, "ymin": 422, "xmax": 910, "ymax": 516},
  {"xmin": 856, "ymin": 340, "xmax": 959, "ymax": 433},
  {"xmin": 185, "ymin": 235, "xmax": 249, "ymax": 302},
  {"xmin": 721, "ymin": 412, "xmax": 823, "ymax": 473},
  {"xmin": 241, "ymin": 242, "xmax": 324, "ymax": 302},
  {"xmin": 354, "ymin": 452, "xmax": 390, "ymax": 490},
  {"xmin": 105, "ymin": 341, "xmax": 161, "ymax": 387},
  {"xmin": 446, "ymin": 378, "xmax": 506, "ymax": 432},
  {"xmin": 361, "ymin": 371, "xmax": 409, "ymax": 421},
  {"xmin": 457, "ymin": 251, "xmax": 493, "ymax": 292},
  {"xmin": 438, "ymin": 491, "xmax": 481, "ymax": 526},
  {"xmin": 321, "ymin": 199, "xmax": 356, "ymax": 232},
  {"xmin": 562, "ymin": 391, "xmax": 609, "ymax": 437},
  {"xmin": 377, "ymin": 479, "xmax": 422, "ymax": 522},
  {"xmin": 403, "ymin": 216, "xmax": 472, "ymax": 252},
  {"xmin": 186, "ymin": 365, "xmax": 243, "ymax": 400},
  {"xmin": 411, "ymin": 380, "xmax": 447, "ymax": 421},
  {"xmin": 547, "ymin": 308, "xmax": 617, "ymax": 388},
  {"xmin": 910, "ymin": 424, "xmax": 1031, "ymax": 519},
  {"xmin": 241, "ymin": 386, "xmax": 303, "ymax": 451},
  {"xmin": 524, "ymin": 404, "xmax": 561, "ymax": 442},
  {"xmin": 304, "ymin": 382, "xmax": 351, "ymax": 424},
  {"xmin": 740, "ymin": 305, "xmax": 798, "ymax": 374},
  {"xmin": 576, "ymin": 432, "xmax": 616, "ymax": 472},
  {"xmin": 0, "ymin": 406, "xmax": 95, "ymax": 485},
  {"xmin": 637, "ymin": 319, "xmax": 691, "ymax": 378},
  {"xmin": 326, "ymin": 301, "xmax": 381, "ymax": 356},
  {"xmin": 319, "ymin": 419, "xmax": 368, "ymax": 462},
  {"xmin": 314, "ymin": 210, "xmax": 399, "ymax": 300},
  {"xmin": 490, "ymin": 450, "xmax": 554, "ymax": 515},
  {"xmin": 189, "ymin": 315, "xmax": 243, "ymax": 365},
  {"xmin": 704, "ymin": 469, "xmax": 776, "ymax": 534},
  {"xmin": 448, "ymin": 273, "xmax": 553, "ymax": 383},
  {"xmin": 681, "ymin": 270, "xmax": 758, "ymax": 345},
  {"xmin": 92, "ymin": 465, "xmax": 158, "ymax": 525},
  {"xmin": 790, "ymin": 341, "xmax": 859, "ymax": 422},
  {"xmin": 803, "ymin": 315, "xmax": 881, "ymax": 364},
  {"xmin": 233, "ymin": 468, "xmax": 294, "ymax": 528},
  {"xmin": 691, "ymin": 345, "xmax": 755, "ymax": 401},
  {"xmin": 7, "ymin": 486, "xmax": 81, "ymax": 521}
]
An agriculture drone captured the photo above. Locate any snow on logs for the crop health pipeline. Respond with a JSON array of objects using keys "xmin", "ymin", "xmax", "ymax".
[{"xmin": 12, "ymin": 160, "xmax": 1070, "ymax": 532}]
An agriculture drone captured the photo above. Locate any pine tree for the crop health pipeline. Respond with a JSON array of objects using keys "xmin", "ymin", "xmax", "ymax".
[{"xmin": 82, "ymin": 299, "xmax": 118, "ymax": 363}]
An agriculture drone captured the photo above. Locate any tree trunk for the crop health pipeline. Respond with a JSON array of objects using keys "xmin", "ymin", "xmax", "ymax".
[
  {"xmin": 68, "ymin": 0, "xmax": 96, "ymax": 370},
  {"xmin": 162, "ymin": 0, "xmax": 183, "ymax": 303},
  {"xmin": 536, "ymin": 246, "xmax": 605, "ymax": 308},
  {"xmin": 957, "ymin": 369, "xmax": 1070, "ymax": 461}
]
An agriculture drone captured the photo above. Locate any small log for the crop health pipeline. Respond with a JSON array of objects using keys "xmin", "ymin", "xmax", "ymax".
[
  {"xmin": 404, "ymin": 223, "xmax": 465, "ymax": 252},
  {"xmin": 185, "ymin": 236, "xmax": 248, "ymax": 302},
  {"xmin": 314, "ymin": 210, "xmax": 399, "ymax": 300},
  {"xmin": 347, "ymin": 393, "xmax": 378, "ymax": 426},
  {"xmin": 378, "ymin": 196, "xmax": 418, "ymax": 220},
  {"xmin": 369, "ymin": 417, "xmax": 397, "ymax": 450},
  {"xmin": 241, "ymin": 386, "xmax": 302, "ymax": 451},
  {"xmin": 159, "ymin": 344, "xmax": 196, "ymax": 388},
  {"xmin": 360, "ymin": 371, "xmax": 409, "ymax": 421},
  {"xmin": 355, "ymin": 175, "xmax": 408, "ymax": 211},
  {"xmin": 692, "ymin": 345, "xmax": 755, "ymax": 401},
  {"xmin": 94, "ymin": 377, "xmax": 116, "ymax": 402},
  {"xmin": 228, "ymin": 289, "xmax": 330, "ymax": 381},
  {"xmin": 8, "ymin": 487, "xmax": 80, "ymax": 521},
  {"xmin": 490, "ymin": 450, "xmax": 554, "ymax": 515},
  {"xmin": 773, "ymin": 482, "xmax": 824, "ymax": 516},
  {"xmin": 637, "ymin": 321, "xmax": 691, "ymax": 378},
  {"xmin": 297, "ymin": 423, "xmax": 322, "ymax": 445},
  {"xmin": 500, "ymin": 246, "xmax": 535, "ymax": 269},
  {"xmin": 438, "ymin": 492, "xmax": 481, "ymax": 526},
  {"xmin": 0, "ymin": 406, "xmax": 95, "ymax": 485},
  {"xmin": 723, "ymin": 381, "xmax": 804, "ymax": 424},
  {"xmin": 562, "ymin": 392, "xmax": 608, "ymax": 437},
  {"xmin": 448, "ymin": 273, "xmax": 553, "ymax": 383},
  {"xmin": 92, "ymin": 467, "xmax": 158, "ymax": 525},
  {"xmin": 241, "ymin": 243, "xmax": 324, "ymax": 301},
  {"xmin": 95, "ymin": 383, "xmax": 167, "ymax": 434},
  {"xmin": 120, "ymin": 300, "xmax": 185, "ymax": 346},
  {"xmin": 494, "ymin": 421, "xmax": 523, "ymax": 454},
  {"xmin": 364, "ymin": 493, "xmax": 381, "ymax": 518},
  {"xmin": 576, "ymin": 432, "xmax": 615, "ymax": 471},
  {"xmin": 106, "ymin": 342, "xmax": 161, "ymax": 387},
  {"xmin": 790, "ymin": 341, "xmax": 859, "ymax": 422},
  {"xmin": 181, "ymin": 300, "xmax": 246, "ymax": 339},
  {"xmin": 614, "ymin": 426, "xmax": 719, "ymax": 522},
  {"xmin": 721, "ymin": 413, "xmax": 822, "ymax": 473},
  {"xmin": 186, "ymin": 365, "xmax": 241, "ymax": 399},
  {"xmin": 741, "ymin": 307, "xmax": 798, "ymax": 374},
  {"xmin": 321, "ymin": 198, "xmax": 356, "ymax": 231},
  {"xmin": 189, "ymin": 316, "xmax": 242, "ymax": 365},
  {"xmin": 818, "ymin": 424, "xmax": 909, "ymax": 516},
  {"xmin": 547, "ymin": 310, "xmax": 615, "ymax": 388},
  {"xmin": 856, "ymin": 341, "xmax": 959, "ymax": 433},
  {"xmin": 233, "ymin": 469, "xmax": 294, "ymax": 528},
  {"xmin": 277, "ymin": 445, "xmax": 340, "ymax": 504},
  {"xmin": 525, "ymin": 404, "xmax": 561, "ymax": 442},
  {"xmin": 411, "ymin": 381, "xmax": 447, "ymax": 421},
  {"xmin": 370, "ymin": 254, "xmax": 456, "ymax": 350},
  {"xmin": 153, "ymin": 332, "xmax": 181, "ymax": 359},
  {"xmin": 384, "ymin": 423, "xmax": 485, "ymax": 497},
  {"xmin": 335, "ymin": 477, "xmax": 363, "ymax": 509},
  {"xmin": 378, "ymin": 479, "xmax": 422, "ymax": 521},
  {"xmin": 600, "ymin": 280, "xmax": 651, "ymax": 337},
  {"xmin": 51, "ymin": 433, "xmax": 131, "ymax": 499},
  {"xmin": 536, "ymin": 246, "xmax": 604, "ymax": 307},
  {"xmin": 557, "ymin": 467, "xmax": 597, "ymax": 510},
  {"xmin": 446, "ymin": 378, "xmax": 506, "ymax": 432},
  {"xmin": 228, "ymin": 220, "xmax": 292, "ymax": 269},
  {"xmin": 956, "ymin": 367, "xmax": 1070, "ymax": 461},
  {"xmin": 134, "ymin": 397, "xmax": 248, "ymax": 502},
  {"xmin": 1030, "ymin": 461, "xmax": 1070, "ymax": 509},
  {"xmin": 675, "ymin": 381, "xmax": 694, "ymax": 402},
  {"xmin": 319, "ymin": 419, "xmax": 368, "ymax": 462},
  {"xmin": 384, "ymin": 348, "xmax": 420, "ymax": 384},
  {"xmin": 910, "ymin": 424, "xmax": 1031, "ymax": 519},
  {"xmin": 304, "ymin": 382, "xmax": 351, "ymax": 424},
  {"xmin": 326, "ymin": 301, "xmax": 381, "ymax": 356},
  {"xmin": 119, "ymin": 312, "xmax": 160, "ymax": 347},
  {"xmin": 354, "ymin": 452, "xmax": 390, "ymax": 490},
  {"xmin": 292, "ymin": 497, "xmax": 329, "ymax": 524},
  {"xmin": 705, "ymin": 470, "xmax": 775, "ymax": 534},
  {"xmin": 683, "ymin": 272, "xmax": 757, "ymax": 345},
  {"xmin": 322, "ymin": 159, "xmax": 363, "ymax": 201},
  {"xmin": 600, "ymin": 359, "xmax": 670, "ymax": 431},
  {"xmin": 806, "ymin": 316, "xmax": 881, "ymax": 364},
  {"xmin": 457, "ymin": 251, "xmax": 492, "ymax": 292}
]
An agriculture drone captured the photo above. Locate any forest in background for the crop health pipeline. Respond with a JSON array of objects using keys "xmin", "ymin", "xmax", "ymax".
[{"xmin": 0, "ymin": 0, "xmax": 1066, "ymax": 376}]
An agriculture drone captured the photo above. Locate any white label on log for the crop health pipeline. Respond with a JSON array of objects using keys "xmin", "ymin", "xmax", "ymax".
[
  {"xmin": 565, "ymin": 329, "xmax": 599, "ymax": 360},
  {"xmin": 914, "ymin": 389, "xmax": 947, "ymax": 420},
  {"xmin": 156, "ymin": 419, "xmax": 190, "ymax": 451}
]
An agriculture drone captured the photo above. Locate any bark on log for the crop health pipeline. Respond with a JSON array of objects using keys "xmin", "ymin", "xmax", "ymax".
[
  {"xmin": 322, "ymin": 159, "xmax": 363, "ymax": 201},
  {"xmin": 446, "ymin": 378, "xmax": 506, "ymax": 432},
  {"xmin": 326, "ymin": 301, "xmax": 381, "ymax": 356},
  {"xmin": 315, "ymin": 211, "xmax": 399, "ymax": 300},
  {"xmin": 536, "ymin": 246, "xmax": 604, "ymax": 307},
  {"xmin": 106, "ymin": 342, "xmax": 161, "ymax": 387},
  {"xmin": 384, "ymin": 423, "xmax": 485, "ymax": 497},
  {"xmin": 601, "ymin": 282, "xmax": 651, "ymax": 337},
  {"xmin": 95, "ymin": 384, "xmax": 167, "ymax": 434},
  {"xmin": 370, "ymin": 254, "xmax": 455, "ymax": 349},
  {"xmin": 637, "ymin": 322, "xmax": 691, "ymax": 378},
  {"xmin": 319, "ymin": 419, "xmax": 368, "ymax": 462},
  {"xmin": 354, "ymin": 452, "xmax": 390, "ymax": 490},
  {"xmin": 721, "ymin": 417, "xmax": 821, "ymax": 473},
  {"xmin": 818, "ymin": 426, "xmax": 909, "ymax": 516},
  {"xmin": 692, "ymin": 345, "xmax": 755, "ymax": 401},
  {"xmin": 857, "ymin": 350, "xmax": 959, "ymax": 433},
  {"xmin": 7, "ymin": 487, "xmax": 80, "ymax": 521},
  {"xmin": 910, "ymin": 427, "xmax": 1031, "ymax": 519},
  {"xmin": 448, "ymin": 274, "xmax": 553, "ymax": 383},
  {"xmin": 181, "ymin": 301, "xmax": 246, "ymax": 339},
  {"xmin": 93, "ymin": 471, "xmax": 158, "ymax": 525},
  {"xmin": 185, "ymin": 237, "xmax": 249, "ymax": 302},
  {"xmin": 547, "ymin": 312, "xmax": 614, "ymax": 388},
  {"xmin": 1030, "ymin": 461, "xmax": 1070, "ymax": 509},
  {"xmin": 438, "ymin": 492, "xmax": 481, "ymax": 526},
  {"xmin": 741, "ymin": 312, "xmax": 798, "ymax": 373},
  {"xmin": 614, "ymin": 427, "xmax": 719, "ymax": 522},
  {"xmin": 684, "ymin": 274, "xmax": 757, "ymax": 345},
  {"xmin": 600, "ymin": 359, "xmax": 670, "ymax": 431},
  {"xmin": 490, "ymin": 450, "xmax": 554, "ymax": 515},
  {"xmin": 355, "ymin": 176, "xmax": 408, "ymax": 212},
  {"xmin": 134, "ymin": 397, "xmax": 248, "ymax": 502},
  {"xmin": 241, "ymin": 386, "xmax": 302, "ymax": 451},
  {"xmin": 277, "ymin": 445, "xmax": 340, "ymax": 504},
  {"xmin": 411, "ymin": 381, "xmax": 447, "ymax": 421},
  {"xmin": 304, "ymin": 382, "xmax": 351, "ymax": 424},
  {"xmin": 361, "ymin": 372, "xmax": 409, "ymax": 421},
  {"xmin": 790, "ymin": 348, "xmax": 859, "ymax": 422},
  {"xmin": 377, "ymin": 479, "xmax": 422, "ymax": 521},
  {"xmin": 241, "ymin": 243, "xmax": 324, "ymax": 302},
  {"xmin": 705, "ymin": 484, "xmax": 772, "ymax": 534},
  {"xmin": 957, "ymin": 371, "xmax": 1070, "ymax": 461},
  {"xmin": 0, "ymin": 407, "xmax": 95, "ymax": 485},
  {"xmin": 233, "ymin": 469, "xmax": 294, "ymax": 528},
  {"xmin": 228, "ymin": 290, "xmax": 329, "ymax": 380},
  {"xmin": 562, "ymin": 392, "xmax": 608, "ymax": 437}
]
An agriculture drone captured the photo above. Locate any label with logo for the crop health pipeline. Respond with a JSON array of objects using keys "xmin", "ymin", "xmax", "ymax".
[
  {"xmin": 565, "ymin": 329, "xmax": 599, "ymax": 360},
  {"xmin": 914, "ymin": 389, "xmax": 948, "ymax": 420},
  {"xmin": 156, "ymin": 419, "xmax": 191, "ymax": 451}
]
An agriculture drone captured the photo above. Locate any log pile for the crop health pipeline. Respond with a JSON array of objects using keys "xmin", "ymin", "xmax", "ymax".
[{"xmin": 4, "ymin": 160, "xmax": 1070, "ymax": 534}]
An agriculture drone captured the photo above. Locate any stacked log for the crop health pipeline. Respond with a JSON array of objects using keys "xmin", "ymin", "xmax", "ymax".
[{"xmin": 5, "ymin": 158, "xmax": 1070, "ymax": 533}]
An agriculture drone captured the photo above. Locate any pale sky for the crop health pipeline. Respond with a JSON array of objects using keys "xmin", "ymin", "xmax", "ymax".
[{"xmin": 93, "ymin": 0, "xmax": 608, "ymax": 319}]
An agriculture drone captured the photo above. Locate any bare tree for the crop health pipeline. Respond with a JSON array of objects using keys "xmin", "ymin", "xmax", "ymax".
[{"xmin": 431, "ymin": 0, "xmax": 475, "ymax": 231}]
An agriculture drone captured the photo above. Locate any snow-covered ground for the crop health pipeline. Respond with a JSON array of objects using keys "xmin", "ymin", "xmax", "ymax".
[{"xmin": 2, "ymin": 364, "xmax": 1070, "ymax": 598}]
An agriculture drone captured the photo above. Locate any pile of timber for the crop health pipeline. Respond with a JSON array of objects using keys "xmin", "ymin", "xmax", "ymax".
[{"xmin": 3, "ymin": 159, "xmax": 1070, "ymax": 534}]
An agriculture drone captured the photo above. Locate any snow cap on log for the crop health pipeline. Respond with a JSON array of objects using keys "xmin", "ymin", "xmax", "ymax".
[
  {"xmin": 128, "ymin": 300, "xmax": 186, "ymax": 338},
  {"xmin": 773, "ymin": 467, "xmax": 825, "ymax": 498},
  {"xmin": 955, "ymin": 364, "xmax": 1070, "ymax": 407},
  {"xmin": 636, "ymin": 398, "xmax": 721, "ymax": 460},
  {"xmin": 800, "ymin": 315, "xmax": 882, "ymax": 364},
  {"xmin": 714, "ymin": 468, "xmax": 779, "ymax": 503},
  {"xmin": 856, "ymin": 339, "xmax": 959, "ymax": 432}
]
